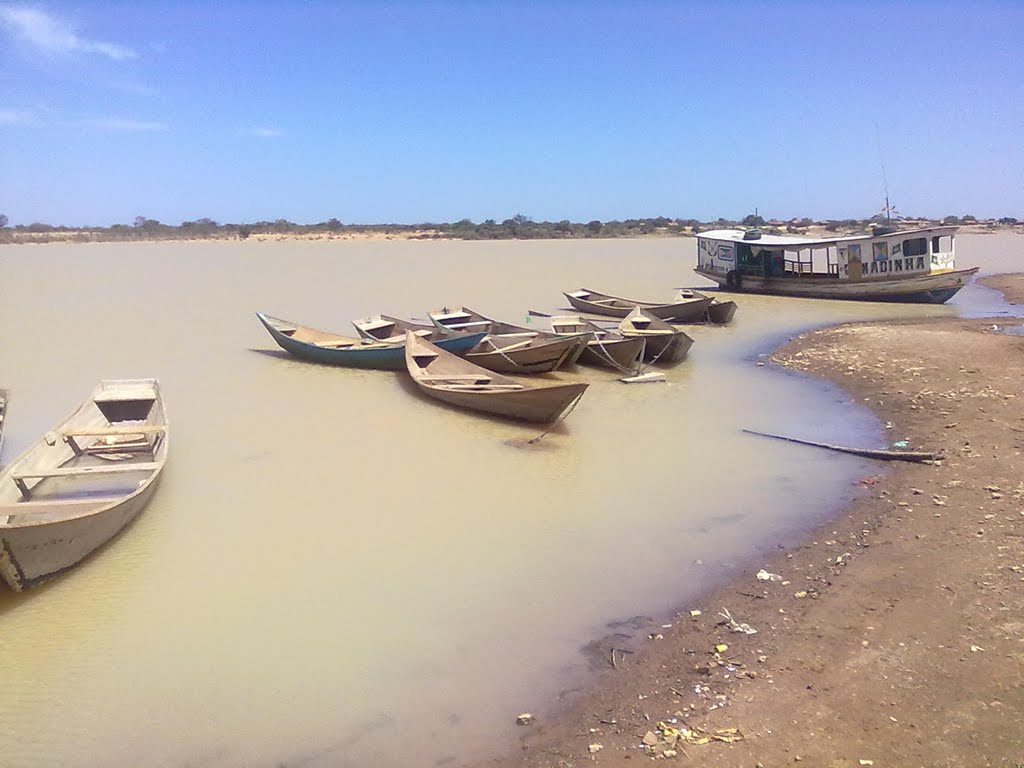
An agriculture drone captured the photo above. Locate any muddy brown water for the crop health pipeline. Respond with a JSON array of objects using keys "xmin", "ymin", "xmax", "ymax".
[{"xmin": 0, "ymin": 234, "xmax": 1020, "ymax": 767}]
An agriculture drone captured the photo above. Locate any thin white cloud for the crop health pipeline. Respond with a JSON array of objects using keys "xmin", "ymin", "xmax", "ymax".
[
  {"xmin": 0, "ymin": 107, "xmax": 35, "ymax": 124},
  {"xmin": 0, "ymin": 5, "xmax": 136, "ymax": 60},
  {"xmin": 248, "ymin": 127, "xmax": 285, "ymax": 138},
  {"xmin": 80, "ymin": 118, "xmax": 168, "ymax": 132}
]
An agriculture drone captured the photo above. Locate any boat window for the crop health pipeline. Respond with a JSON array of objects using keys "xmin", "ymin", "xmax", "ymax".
[
  {"xmin": 903, "ymin": 238, "xmax": 928, "ymax": 257},
  {"xmin": 931, "ymin": 235, "xmax": 953, "ymax": 254}
]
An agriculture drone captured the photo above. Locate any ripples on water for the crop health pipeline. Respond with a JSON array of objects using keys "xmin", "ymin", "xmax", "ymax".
[{"xmin": 0, "ymin": 234, "xmax": 1020, "ymax": 767}]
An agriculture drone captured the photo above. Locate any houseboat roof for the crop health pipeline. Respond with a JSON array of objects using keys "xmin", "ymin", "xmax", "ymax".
[{"xmin": 697, "ymin": 225, "xmax": 958, "ymax": 248}]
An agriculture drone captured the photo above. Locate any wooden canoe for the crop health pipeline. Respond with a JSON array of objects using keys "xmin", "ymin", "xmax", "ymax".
[
  {"xmin": 619, "ymin": 307, "xmax": 694, "ymax": 363},
  {"xmin": 0, "ymin": 379, "xmax": 168, "ymax": 591},
  {"xmin": 404, "ymin": 332, "xmax": 588, "ymax": 423},
  {"xmin": 563, "ymin": 287, "xmax": 712, "ymax": 322},
  {"xmin": 257, "ymin": 313, "xmax": 484, "ymax": 370},
  {"xmin": 428, "ymin": 307, "xmax": 590, "ymax": 367},
  {"xmin": 706, "ymin": 298, "xmax": 738, "ymax": 325},
  {"xmin": 353, "ymin": 313, "xmax": 460, "ymax": 343},
  {"xmin": 527, "ymin": 311, "xmax": 646, "ymax": 370}
]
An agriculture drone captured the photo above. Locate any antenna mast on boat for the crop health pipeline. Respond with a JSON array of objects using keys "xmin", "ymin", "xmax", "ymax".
[{"xmin": 875, "ymin": 123, "xmax": 899, "ymax": 223}]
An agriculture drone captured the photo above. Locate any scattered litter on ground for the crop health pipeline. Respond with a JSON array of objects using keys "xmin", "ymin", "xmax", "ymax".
[
  {"xmin": 757, "ymin": 569, "xmax": 782, "ymax": 582},
  {"xmin": 719, "ymin": 607, "xmax": 758, "ymax": 635},
  {"xmin": 641, "ymin": 721, "xmax": 745, "ymax": 757}
]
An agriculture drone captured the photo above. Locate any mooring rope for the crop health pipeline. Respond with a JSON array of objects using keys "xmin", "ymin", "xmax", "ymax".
[{"xmin": 527, "ymin": 388, "xmax": 587, "ymax": 445}]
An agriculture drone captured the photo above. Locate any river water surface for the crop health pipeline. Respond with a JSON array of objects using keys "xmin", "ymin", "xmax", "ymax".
[{"xmin": 0, "ymin": 234, "xmax": 1020, "ymax": 767}]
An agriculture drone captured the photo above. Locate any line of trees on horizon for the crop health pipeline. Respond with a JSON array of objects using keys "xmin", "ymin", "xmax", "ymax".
[{"xmin": 0, "ymin": 211, "xmax": 1020, "ymax": 244}]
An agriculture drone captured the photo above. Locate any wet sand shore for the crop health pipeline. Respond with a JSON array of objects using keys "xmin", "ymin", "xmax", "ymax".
[{"xmin": 481, "ymin": 275, "xmax": 1024, "ymax": 767}]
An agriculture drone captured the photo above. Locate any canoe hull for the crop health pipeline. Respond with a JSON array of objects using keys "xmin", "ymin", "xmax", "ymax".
[
  {"xmin": 694, "ymin": 267, "xmax": 978, "ymax": 304},
  {"xmin": 466, "ymin": 336, "xmax": 579, "ymax": 374},
  {"xmin": 0, "ymin": 379, "xmax": 167, "ymax": 591},
  {"xmin": 578, "ymin": 336, "xmax": 646, "ymax": 369},
  {"xmin": 421, "ymin": 382, "xmax": 588, "ymax": 422},
  {"xmin": 405, "ymin": 333, "xmax": 588, "ymax": 422},
  {"xmin": 637, "ymin": 332, "xmax": 693, "ymax": 363},
  {"xmin": 258, "ymin": 313, "xmax": 483, "ymax": 369},
  {"xmin": 706, "ymin": 300, "xmax": 738, "ymax": 324},
  {"xmin": 0, "ymin": 477, "xmax": 161, "ymax": 591},
  {"xmin": 564, "ymin": 290, "xmax": 712, "ymax": 321}
]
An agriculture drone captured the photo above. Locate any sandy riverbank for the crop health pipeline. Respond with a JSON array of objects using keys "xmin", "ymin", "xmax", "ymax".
[{"xmin": 480, "ymin": 279, "xmax": 1024, "ymax": 767}]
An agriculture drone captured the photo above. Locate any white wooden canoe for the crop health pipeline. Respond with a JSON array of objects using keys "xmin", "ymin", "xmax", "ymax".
[
  {"xmin": 619, "ymin": 308, "xmax": 694, "ymax": 363},
  {"xmin": 428, "ymin": 306, "xmax": 589, "ymax": 368},
  {"xmin": 405, "ymin": 332, "xmax": 588, "ymax": 423},
  {"xmin": 0, "ymin": 379, "xmax": 168, "ymax": 591},
  {"xmin": 527, "ymin": 311, "xmax": 646, "ymax": 370},
  {"xmin": 563, "ymin": 288, "xmax": 712, "ymax": 322}
]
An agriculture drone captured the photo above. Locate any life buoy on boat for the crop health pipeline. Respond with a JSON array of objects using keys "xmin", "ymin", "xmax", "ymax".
[{"xmin": 725, "ymin": 270, "xmax": 741, "ymax": 290}]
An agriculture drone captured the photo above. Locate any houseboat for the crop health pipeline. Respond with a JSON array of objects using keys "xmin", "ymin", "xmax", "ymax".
[{"xmin": 694, "ymin": 225, "xmax": 978, "ymax": 303}]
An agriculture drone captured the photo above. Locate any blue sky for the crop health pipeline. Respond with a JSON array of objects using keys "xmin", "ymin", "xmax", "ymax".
[{"xmin": 1, "ymin": 1, "xmax": 1021, "ymax": 226}]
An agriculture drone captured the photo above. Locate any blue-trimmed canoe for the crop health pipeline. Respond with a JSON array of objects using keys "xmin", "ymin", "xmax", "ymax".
[{"xmin": 256, "ymin": 313, "xmax": 485, "ymax": 370}]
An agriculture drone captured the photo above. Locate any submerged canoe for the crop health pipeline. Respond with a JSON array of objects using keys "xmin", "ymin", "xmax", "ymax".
[
  {"xmin": 404, "ymin": 332, "xmax": 588, "ymax": 423},
  {"xmin": 619, "ymin": 307, "xmax": 694, "ymax": 363},
  {"xmin": 0, "ymin": 379, "xmax": 168, "ymax": 591},
  {"xmin": 563, "ymin": 287, "xmax": 712, "ymax": 322},
  {"xmin": 257, "ymin": 313, "xmax": 484, "ymax": 370}
]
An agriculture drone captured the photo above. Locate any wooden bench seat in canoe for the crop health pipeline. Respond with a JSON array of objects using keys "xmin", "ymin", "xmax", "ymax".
[
  {"xmin": 442, "ymin": 383, "xmax": 525, "ymax": 391},
  {"xmin": 311, "ymin": 339, "xmax": 359, "ymax": 348},
  {"xmin": 62, "ymin": 425, "xmax": 165, "ymax": 438},
  {"xmin": 443, "ymin": 319, "xmax": 491, "ymax": 330},
  {"xmin": 12, "ymin": 462, "xmax": 161, "ymax": 498},
  {"xmin": 419, "ymin": 374, "xmax": 494, "ymax": 383},
  {"xmin": 482, "ymin": 338, "xmax": 536, "ymax": 354},
  {"xmin": 62, "ymin": 425, "xmax": 164, "ymax": 456},
  {"xmin": 1, "ymin": 496, "xmax": 126, "ymax": 523}
]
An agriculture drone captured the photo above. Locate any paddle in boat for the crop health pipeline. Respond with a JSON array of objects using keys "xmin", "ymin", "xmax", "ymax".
[
  {"xmin": 404, "ymin": 332, "xmax": 588, "ymax": 423},
  {"xmin": 563, "ymin": 287, "xmax": 712, "ymax": 323},
  {"xmin": 257, "ymin": 313, "xmax": 484, "ymax": 370},
  {"xmin": 694, "ymin": 224, "xmax": 978, "ymax": 303},
  {"xmin": 526, "ymin": 311, "xmax": 646, "ymax": 371},
  {"xmin": 0, "ymin": 379, "xmax": 168, "ymax": 591},
  {"xmin": 618, "ymin": 307, "xmax": 694, "ymax": 363}
]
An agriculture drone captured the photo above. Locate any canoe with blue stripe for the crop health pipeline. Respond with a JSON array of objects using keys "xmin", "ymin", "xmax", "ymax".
[{"xmin": 255, "ymin": 313, "xmax": 485, "ymax": 370}]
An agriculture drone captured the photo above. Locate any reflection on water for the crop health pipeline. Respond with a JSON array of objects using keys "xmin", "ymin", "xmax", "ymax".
[{"xmin": 0, "ymin": 234, "xmax": 1020, "ymax": 767}]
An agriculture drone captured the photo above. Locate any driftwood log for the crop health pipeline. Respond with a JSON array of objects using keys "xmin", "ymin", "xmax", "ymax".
[{"xmin": 743, "ymin": 429, "xmax": 939, "ymax": 463}]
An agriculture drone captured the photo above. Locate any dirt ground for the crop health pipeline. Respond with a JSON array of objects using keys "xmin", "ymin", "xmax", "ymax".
[{"xmin": 479, "ymin": 275, "xmax": 1024, "ymax": 768}]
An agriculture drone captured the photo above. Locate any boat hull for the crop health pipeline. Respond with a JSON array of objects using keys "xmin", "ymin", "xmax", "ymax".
[
  {"xmin": 0, "ymin": 477, "xmax": 160, "ymax": 591},
  {"xmin": 578, "ymin": 336, "xmax": 646, "ymax": 369},
  {"xmin": 706, "ymin": 300, "xmax": 738, "ymax": 324},
  {"xmin": 0, "ymin": 379, "xmax": 167, "ymax": 591},
  {"xmin": 422, "ymin": 382, "xmax": 588, "ymax": 422},
  {"xmin": 632, "ymin": 332, "xmax": 693, "ymax": 363},
  {"xmin": 694, "ymin": 267, "xmax": 978, "ymax": 304},
  {"xmin": 259, "ymin": 313, "xmax": 484, "ymax": 369},
  {"xmin": 466, "ymin": 336, "xmax": 579, "ymax": 374},
  {"xmin": 565, "ymin": 291, "xmax": 712, "ymax": 321}
]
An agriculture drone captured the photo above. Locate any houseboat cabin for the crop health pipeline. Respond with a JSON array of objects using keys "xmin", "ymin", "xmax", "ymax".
[{"xmin": 695, "ymin": 225, "xmax": 977, "ymax": 303}]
